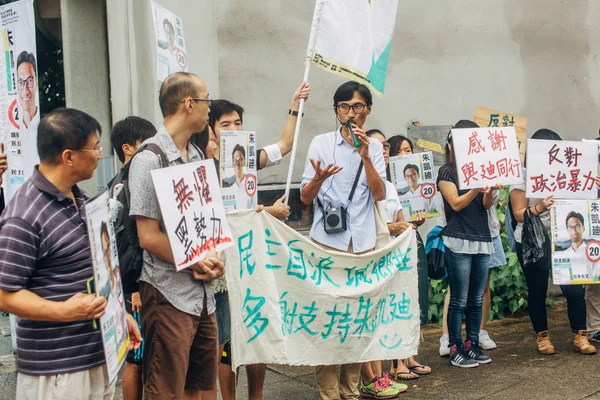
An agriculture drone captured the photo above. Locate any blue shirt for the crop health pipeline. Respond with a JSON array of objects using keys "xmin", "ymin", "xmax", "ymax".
[{"xmin": 301, "ymin": 128, "xmax": 386, "ymax": 253}]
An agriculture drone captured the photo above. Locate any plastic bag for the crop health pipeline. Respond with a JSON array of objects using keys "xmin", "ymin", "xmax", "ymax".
[{"xmin": 521, "ymin": 208, "xmax": 549, "ymax": 266}]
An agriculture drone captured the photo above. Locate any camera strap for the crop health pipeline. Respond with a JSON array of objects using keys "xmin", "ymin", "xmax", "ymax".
[{"xmin": 317, "ymin": 161, "xmax": 364, "ymax": 209}]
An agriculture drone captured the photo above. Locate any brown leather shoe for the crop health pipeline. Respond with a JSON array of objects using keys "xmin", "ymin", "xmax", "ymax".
[
  {"xmin": 537, "ymin": 330, "xmax": 556, "ymax": 355},
  {"xmin": 574, "ymin": 330, "xmax": 597, "ymax": 355}
]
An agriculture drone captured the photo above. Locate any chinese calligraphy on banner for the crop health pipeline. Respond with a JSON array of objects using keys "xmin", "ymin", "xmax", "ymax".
[
  {"xmin": 452, "ymin": 127, "xmax": 523, "ymax": 190},
  {"xmin": 151, "ymin": 160, "xmax": 233, "ymax": 271},
  {"xmin": 151, "ymin": 1, "xmax": 187, "ymax": 82},
  {"xmin": 474, "ymin": 106, "xmax": 527, "ymax": 162},
  {"xmin": 389, "ymin": 152, "xmax": 442, "ymax": 221},
  {"xmin": 551, "ymin": 200, "xmax": 600, "ymax": 285},
  {"xmin": 526, "ymin": 139, "xmax": 597, "ymax": 199},
  {"xmin": 85, "ymin": 191, "xmax": 130, "ymax": 383},
  {"xmin": 220, "ymin": 130, "xmax": 258, "ymax": 212},
  {"xmin": 223, "ymin": 210, "xmax": 420, "ymax": 369},
  {"xmin": 0, "ymin": 0, "xmax": 39, "ymax": 200}
]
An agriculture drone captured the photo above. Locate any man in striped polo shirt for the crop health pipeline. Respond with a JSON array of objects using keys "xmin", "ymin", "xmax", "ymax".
[{"xmin": 0, "ymin": 108, "xmax": 142, "ymax": 399}]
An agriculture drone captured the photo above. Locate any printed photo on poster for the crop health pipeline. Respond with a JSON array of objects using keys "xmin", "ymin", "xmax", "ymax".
[
  {"xmin": 85, "ymin": 191, "xmax": 130, "ymax": 383},
  {"xmin": 151, "ymin": 1, "xmax": 187, "ymax": 82},
  {"xmin": 452, "ymin": 127, "xmax": 523, "ymax": 190},
  {"xmin": 526, "ymin": 139, "xmax": 598, "ymax": 199},
  {"xmin": 551, "ymin": 200, "xmax": 600, "ymax": 285},
  {"xmin": 151, "ymin": 159, "xmax": 234, "ymax": 270},
  {"xmin": 220, "ymin": 130, "xmax": 258, "ymax": 212},
  {"xmin": 389, "ymin": 152, "xmax": 441, "ymax": 221}
]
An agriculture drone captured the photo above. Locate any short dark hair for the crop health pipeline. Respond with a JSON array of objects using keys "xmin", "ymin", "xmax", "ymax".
[
  {"xmin": 190, "ymin": 126, "xmax": 210, "ymax": 156},
  {"xmin": 110, "ymin": 117, "xmax": 157, "ymax": 163},
  {"xmin": 366, "ymin": 129, "xmax": 385, "ymax": 139},
  {"xmin": 209, "ymin": 100, "xmax": 244, "ymax": 131},
  {"xmin": 404, "ymin": 163, "xmax": 420, "ymax": 176},
  {"xmin": 158, "ymin": 72, "xmax": 201, "ymax": 117},
  {"xmin": 232, "ymin": 144, "xmax": 246, "ymax": 160},
  {"xmin": 388, "ymin": 135, "xmax": 413, "ymax": 157},
  {"xmin": 333, "ymin": 81, "xmax": 373, "ymax": 108},
  {"xmin": 445, "ymin": 120, "xmax": 480, "ymax": 166},
  {"xmin": 37, "ymin": 108, "xmax": 102, "ymax": 165},
  {"xmin": 531, "ymin": 129, "xmax": 562, "ymax": 141},
  {"xmin": 163, "ymin": 19, "xmax": 174, "ymax": 32},
  {"xmin": 16, "ymin": 51, "xmax": 37, "ymax": 76},
  {"xmin": 566, "ymin": 211, "xmax": 585, "ymax": 227}
]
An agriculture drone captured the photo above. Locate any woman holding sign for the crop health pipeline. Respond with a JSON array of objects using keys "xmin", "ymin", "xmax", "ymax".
[
  {"xmin": 510, "ymin": 129, "xmax": 595, "ymax": 356},
  {"xmin": 437, "ymin": 120, "xmax": 496, "ymax": 368}
]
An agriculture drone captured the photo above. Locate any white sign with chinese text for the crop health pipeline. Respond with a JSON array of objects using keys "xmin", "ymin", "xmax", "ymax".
[
  {"xmin": 85, "ymin": 191, "xmax": 130, "ymax": 383},
  {"xmin": 220, "ymin": 130, "xmax": 258, "ymax": 212},
  {"xmin": 526, "ymin": 139, "xmax": 598, "ymax": 199},
  {"xmin": 151, "ymin": 1, "xmax": 187, "ymax": 82},
  {"xmin": 151, "ymin": 160, "xmax": 233, "ymax": 271},
  {"xmin": 224, "ymin": 210, "xmax": 420, "ymax": 369},
  {"xmin": 551, "ymin": 200, "xmax": 600, "ymax": 285},
  {"xmin": 452, "ymin": 127, "xmax": 523, "ymax": 190}
]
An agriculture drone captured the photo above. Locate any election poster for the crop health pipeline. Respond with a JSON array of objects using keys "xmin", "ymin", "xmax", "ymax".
[
  {"xmin": 452, "ymin": 127, "xmax": 523, "ymax": 190},
  {"xmin": 474, "ymin": 106, "xmax": 527, "ymax": 162},
  {"xmin": 220, "ymin": 130, "xmax": 258, "ymax": 212},
  {"xmin": 85, "ymin": 191, "xmax": 130, "ymax": 384},
  {"xmin": 307, "ymin": 0, "xmax": 398, "ymax": 96},
  {"xmin": 224, "ymin": 210, "xmax": 420, "ymax": 369},
  {"xmin": 526, "ymin": 139, "xmax": 598, "ymax": 199},
  {"xmin": 151, "ymin": 160, "xmax": 233, "ymax": 270},
  {"xmin": 151, "ymin": 1, "xmax": 187, "ymax": 82},
  {"xmin": 389, "ymin": 152, "xmax": 442, "ymax": 221},
  {"xmin": 551, "ymin": 200, "xmax": 600, "ymax": 285},
  {"xmin": 0, "ymin": 0, "xmax": 39, "ymax": 200}
]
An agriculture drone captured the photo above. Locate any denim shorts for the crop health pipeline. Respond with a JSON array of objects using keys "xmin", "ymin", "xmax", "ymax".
[
  {"xmin": 489, "ymin": 235, "xmax": 506, "ymax": 268},
  {"xmin": 215, "ymin": 291, "xmax": 231, "ymax": 345}
]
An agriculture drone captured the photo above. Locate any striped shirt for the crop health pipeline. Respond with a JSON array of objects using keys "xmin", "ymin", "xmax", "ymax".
[{"xmin": 0, "ymin": 168, "xmax": 104, "ymax": 376}]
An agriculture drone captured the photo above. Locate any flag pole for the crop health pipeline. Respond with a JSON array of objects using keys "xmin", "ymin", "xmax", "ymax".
[{"xmin": 283, "ymin": 62, "xmax": 311, "ymax": 205}]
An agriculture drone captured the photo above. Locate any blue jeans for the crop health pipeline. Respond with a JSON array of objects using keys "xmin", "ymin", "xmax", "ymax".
[{"xmin": 446, "ymin": 249, "xmax": 490, "ymax": 346}]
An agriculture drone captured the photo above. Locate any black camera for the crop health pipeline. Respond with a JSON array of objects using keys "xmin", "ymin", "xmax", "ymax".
[{"xmin": 323, "ymin": 206, "xmax": 347, "ymax": 234}]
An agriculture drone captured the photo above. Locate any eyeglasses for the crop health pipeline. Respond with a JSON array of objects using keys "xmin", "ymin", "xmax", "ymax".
[
  {"xmin": 382, "ymin": 142, "xmax": 391, "ymax": 150},
  {"xmin": 567, "ymin": 224, "xmax": 583, "ymax": 232},
  {"xmin": 405, "ymin": 172, "xmax": 418, "ymax": 180},
  {"xmin": 233, "ymin": 157, "xmax": 245, "ymax": 166},
  {"xmin": 17, "ymin": 76, "xmax": 35, "ymax": 90},
  {"xmin": 165, "ymin": 29, "xmax": 175, "ymax": 37},
  {"xmin": 336, "ymin": 103, "xmax": 367, "ymax": 114},
  {"xmin": 180, "ymin": 98, "xmax": 213, "ymax": 107},
  {"xmin": 78, "ymin": 146, "xmax": 103, "ymax": 155}
]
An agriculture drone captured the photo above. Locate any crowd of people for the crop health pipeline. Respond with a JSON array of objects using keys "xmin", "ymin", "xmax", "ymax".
[{"xmin": 0, "ymin": 71, "xmax": 598, "ymax": 400}]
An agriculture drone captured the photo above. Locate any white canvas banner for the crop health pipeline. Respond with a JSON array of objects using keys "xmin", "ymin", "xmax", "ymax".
[
  {"xmin": 526, "ymin": 139, "xmax": 598, "ymax": 199},
  {"xmin": 224, "ymin": 210, "xmax": 420, "ymax": 369}
]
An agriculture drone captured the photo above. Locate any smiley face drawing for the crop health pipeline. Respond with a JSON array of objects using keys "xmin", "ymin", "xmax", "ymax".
[{"xmin": 379, "ymin": 334, "xmax": 403, "ymax": 350}]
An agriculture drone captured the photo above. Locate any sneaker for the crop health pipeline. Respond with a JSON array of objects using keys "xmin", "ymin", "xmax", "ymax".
[
  {"xmin": 380, "ymin": 372, "xmax": 408, "ymax": 393},
  {"xmin": 449, "ymin": 344, "xmax": 479, "ymax": 368},
  {"xmin": 537, "ymin": 330, "xmax": 556, "ymax": 355},
  {"xmin": 359, "ymin": 378, "xmax": 401, "ymax": 399},
  {"xmin": 478, "ymin": 330, "xmax": 497, "ymax": 350},
  {"xmin": 590, "ymin": 331, "xmax": 600, "ymax": 343},
  {"xmin": 465, "ymin": 340, "xmax": 492, "ymax": 364},
  {"xmin": 439, "ymin": 334, "xmax": 450, "ymax": 356},
  {"xmin": 574, "ymin": 330, "xmax": 597, "ymax": 355}
]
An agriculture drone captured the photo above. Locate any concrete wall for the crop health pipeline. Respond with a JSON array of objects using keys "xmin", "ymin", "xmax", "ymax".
[{"xmin": 215, "ymin": 0, "xmax": 600, "ymax": 185}]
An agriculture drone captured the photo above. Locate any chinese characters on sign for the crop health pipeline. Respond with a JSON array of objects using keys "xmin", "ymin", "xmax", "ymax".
[
  {"xmin": 452, "ymin": 127, "xmax": 523, "ymax": 190},
  {"xmin": 151, "ymin": 1, "xmax": 188, "ymax": 82},
  {"xmin": 224, "ymin": 210, "xmax": 420, "ymax": 369},
  {"xmin": 151, "ymin": 160, "xmax": 233, "ymax": 270},
  {"xmin": 474, "ymin": 106, "xmax": 527, "ymax": 162},
  {"xmin": 551, "ymin": 200, "xmax": 600, "ymax": 285},
  {"xmin": 220, "ymin": 130, "xmax": 258, "ymax": 211},
  {"xmin": 526, "ymin": 139, "xmax": 597, "ymax": 199}
]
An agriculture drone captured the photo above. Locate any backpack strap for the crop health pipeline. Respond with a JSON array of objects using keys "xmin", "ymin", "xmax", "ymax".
[{"xmin": 137, "ymin": 143, "xmax": 169, "ymax": 168}]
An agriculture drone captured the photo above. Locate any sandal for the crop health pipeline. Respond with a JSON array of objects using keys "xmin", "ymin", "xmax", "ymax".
[
  {"xmin": 408, "ymin": 364, "xmax": 431, "ymax": 375},
  {"xmin": 395, "ymin": 370, "xmax": 419, "ymax": 380}
]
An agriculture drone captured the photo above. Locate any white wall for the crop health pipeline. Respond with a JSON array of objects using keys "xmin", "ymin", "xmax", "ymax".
[{"xmin": 215, "ymin": 0, "xmax": 600, "ymax": 185}]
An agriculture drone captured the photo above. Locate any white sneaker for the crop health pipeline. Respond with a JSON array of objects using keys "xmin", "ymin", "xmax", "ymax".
[
  {"xmin": 478, "ymin": 330, "xmax": 497, "ymax": 350},
  {"xmin": 439, "ymin": 334, "xmax": 450, "ymax": 356}
]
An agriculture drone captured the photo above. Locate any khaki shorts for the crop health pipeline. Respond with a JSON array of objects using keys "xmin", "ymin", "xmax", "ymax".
[
  {"xmin": 140, "ymin": 282, "xmax": 218, "ymax": 399},
  {"xmin": 16, "ymin": 365, "xmax": 115, "ymax": 400}
]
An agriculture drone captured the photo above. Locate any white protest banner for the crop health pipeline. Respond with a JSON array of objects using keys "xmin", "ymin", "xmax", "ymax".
[
  {"xmin": 220, "ymin": 130, "xmax": 258, "ymax": 212},
  {"xmin": 85, "ymin": 191, "xmax": 130, "ymax": 384},
  {"xmin": 551, "ymin": 200, "xmax": 600, "ymax": 285},
  {"xmin": 389, "ymin": 152, "xmax": 442, "ymax": 221},
  {"xmin": 0, "ymin": 0, "xmax": 39, "ymax": 200},
  {"xmin": 151, "ymin": 1, "xmax": 187, "ymax": 82},
  {"xmin": 223, "ymin": 210, "xmax": 420, "ymax": 369},
  {"xmin": 307, "ymin": 0, "xmax": 398, "ymax": 97},
  {"xmin": 526, "ymin": 139, "xmax": 598, "ymax": 199},
  {"xmin": 452, "ymin": 127, "xmax": 523, "ymax": 190},
  {"xmin": 151, "ymin": 160, "xmax": 233, "ymax": 270}
]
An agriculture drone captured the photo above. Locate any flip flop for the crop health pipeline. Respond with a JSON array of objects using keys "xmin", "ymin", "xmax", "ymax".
[
  {"xmin": 395, "ymin": 371, "xmax": 419, "ymax": 380},
  {"xmin": 408, "ymin": 364, "xmax": 431, "ymax": 375}
]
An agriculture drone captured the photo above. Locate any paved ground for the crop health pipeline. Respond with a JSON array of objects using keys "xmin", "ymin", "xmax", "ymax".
[{"xmin": 1, "ymin": 298, "xmax": 600, "ymax": 399}]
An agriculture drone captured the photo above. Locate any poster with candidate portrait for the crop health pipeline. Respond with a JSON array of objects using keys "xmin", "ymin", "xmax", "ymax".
[
  {"xmin": 220, "ymin": 130, "xmax": 258, "ymax": 212},
  {"xmin": 551, "ymin": 200, "xmax": 600, "ymax": 285},
  {"xmin": 152, "ymin": 1, "xmax": 188, "ymax": 82},
  {"xmin": 85, "ymin": 191, "xmax": 130, "ymax": 383},
  {"xmin": 0, "ymin": 0, "xmax": 40, "ymax": 200},
  {"xmin": 389, "ymin": 152, "xmax": 442, "ymax": 221}
]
